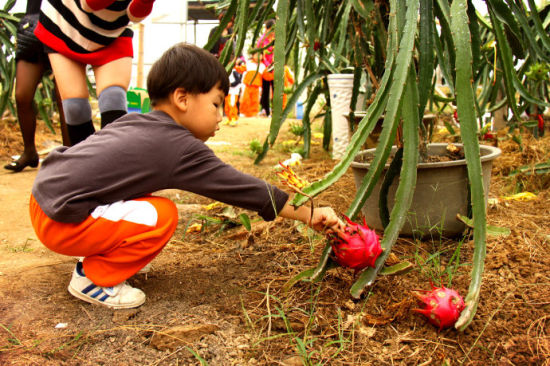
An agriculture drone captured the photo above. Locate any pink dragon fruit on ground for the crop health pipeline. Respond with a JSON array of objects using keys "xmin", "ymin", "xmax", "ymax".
[
  {"xmin": 329, "ymin": 215, "xmax": 382, "ymax": 271},
  {"xmin": 413, "ymin": 285, "xmax": 466, "ymax": 330}
]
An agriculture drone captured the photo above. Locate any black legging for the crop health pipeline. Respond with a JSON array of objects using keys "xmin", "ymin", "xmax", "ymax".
[
  {"xmin": 260, "ymin": 78, "xmax": 273, "ymax": 116},
  {"xmin": 13, "ymin": 60, "xmax": 69, "ymax": 163}
]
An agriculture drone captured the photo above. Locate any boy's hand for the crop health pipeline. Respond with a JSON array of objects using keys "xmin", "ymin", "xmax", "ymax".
[
  {"xmin": 279, "ymin": 203, "xmax": 344, "ymax": 234},
  {"xmin": 309, "ymin": 207, "xmax": 345, "ymax": 234}
]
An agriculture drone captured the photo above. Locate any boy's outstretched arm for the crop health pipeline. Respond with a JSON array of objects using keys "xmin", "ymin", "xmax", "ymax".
[{"xmin": 278, "ymin": 203, "xmax": 345, "ymax": 233}]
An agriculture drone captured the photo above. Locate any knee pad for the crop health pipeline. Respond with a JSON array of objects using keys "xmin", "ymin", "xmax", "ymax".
[
  {"xmin": 62, "ymin": 98, "xmax": 92, "ymax": 126},
  {"xmin": 98, "ymin": 86, "xmax": 127, "ymax": 113}
]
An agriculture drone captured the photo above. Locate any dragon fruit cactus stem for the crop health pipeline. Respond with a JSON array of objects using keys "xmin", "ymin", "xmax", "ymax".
[
  {"xmin": 329, "ymin": 215, "xmax": 382, "ymax": 272},
  {"xmin": 413, "ymin": 285, "xmax": 465, "ymax": 330}
]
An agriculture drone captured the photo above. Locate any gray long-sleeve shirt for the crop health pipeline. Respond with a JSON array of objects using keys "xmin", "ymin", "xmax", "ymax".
[{"xmin": 32, "ymin": 110, "xmax": 289, "ymax": 223}]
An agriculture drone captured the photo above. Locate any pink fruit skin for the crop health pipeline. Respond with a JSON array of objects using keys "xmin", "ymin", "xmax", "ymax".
[
  {"xmin": 329, "ymin": 215, "xmax": 382, "ymax": 271},
  {"xmin": 413, "ymin": 285, "xmax": 465, "ymax": 330}
]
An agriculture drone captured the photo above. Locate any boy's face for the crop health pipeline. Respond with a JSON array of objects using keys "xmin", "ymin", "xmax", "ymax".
[{"xmin": 183, "ymin": 86, "xmax": 225, "ymax": 142}]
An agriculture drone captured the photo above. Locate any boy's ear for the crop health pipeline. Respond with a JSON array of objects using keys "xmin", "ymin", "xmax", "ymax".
[{"xmin": 172, "ymin": 87, "xmax": 189, "ymax": 111}]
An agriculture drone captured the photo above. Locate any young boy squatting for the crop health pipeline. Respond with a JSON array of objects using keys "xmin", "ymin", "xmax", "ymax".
[{"xmin": 30, "ymin": 43, "xmax": 344, "ymax": 309}]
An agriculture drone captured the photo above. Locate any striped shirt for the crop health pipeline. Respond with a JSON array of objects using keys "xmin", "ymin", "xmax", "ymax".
[{"xmin": 35, "ymin": 0, "xmax": 150, "ymax": 65}]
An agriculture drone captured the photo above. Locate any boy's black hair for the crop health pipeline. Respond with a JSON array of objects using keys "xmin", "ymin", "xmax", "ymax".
[{"xmin": 147, "ymin": 43, "xmax": 229, "ymax": 106}]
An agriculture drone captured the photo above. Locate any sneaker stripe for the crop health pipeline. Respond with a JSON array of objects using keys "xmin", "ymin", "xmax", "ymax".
[
  {"xmin": 81, "ymin": 284, "xmax": 97, "ymax": 294},
  {"xmin": 99, "ymin": 294, "xmax": 110, "ymax": 302},
  {"xmin": 90, "ymin": 288, "xmax": 104, "ymax": 298},
  {"xmin": 76, "ymin": 262, "xmax": 85, "ymax": 276}
]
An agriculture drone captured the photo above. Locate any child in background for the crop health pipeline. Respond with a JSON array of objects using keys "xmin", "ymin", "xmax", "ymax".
[
  {"xmin": 30, "ymin": 44, "xmax": 344, "ymax": 309},
  {"xmin": 35, "ymin": 0, "xmax": 156, "ymax": 145},
  {"xmin": 235, "ymin": 58, "xmax": 247, "ymax": 115},
  {"xmin": 223, "ymin": 60, "xmax": 244, "ymax": 126},
  {"xmin": 240, "ymin": 51, "xmax": 265, "ymax": 117},
  {"xmin": 259, "ymin": 64, "xmax": 294, "ymax": 111},
  {"xmin": 257, "ymin": 19, "xmax": 275, "ymax": 117}
]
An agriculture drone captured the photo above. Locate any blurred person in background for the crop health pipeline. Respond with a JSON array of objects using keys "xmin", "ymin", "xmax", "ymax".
[{"xmin": 4, "ymin": 0, "xmax": 69, "ymax": 173}]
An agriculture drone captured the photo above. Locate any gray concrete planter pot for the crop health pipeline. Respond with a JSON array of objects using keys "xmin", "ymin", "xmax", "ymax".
[{"xmin": 351, "ymin": 143, "xmax": 502, "ymax": 238}]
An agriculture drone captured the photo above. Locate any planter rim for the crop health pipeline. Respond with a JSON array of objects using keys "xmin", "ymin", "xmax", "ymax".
[
  {"xmin": 351, "ymin": 143, "xmax": 502, "ymax": 169},
  {"xmin": 326, "ymin": 73, "xmax": 355, "ymax": 79},
  {"xmin": 352, "ymin": 111, "xmax": 437, "ymax": 119}
]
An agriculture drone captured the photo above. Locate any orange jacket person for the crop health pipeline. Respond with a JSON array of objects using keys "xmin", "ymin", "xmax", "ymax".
[
  {"xmin": 240, "ymin": 53, "xmax": 265, "ymax": 117},
  {"xmin": 224, "ymin": 63, "xmax": 243, "ymax": 125},
  {"xmin": 259, "ymin": 65, "xmax": 294, "ymax": 110}
]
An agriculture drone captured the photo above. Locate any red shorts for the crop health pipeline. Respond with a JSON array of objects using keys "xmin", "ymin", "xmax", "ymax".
[{"xmin": 29, "ymin": 194, "xmax": 178, "ymax": 287}]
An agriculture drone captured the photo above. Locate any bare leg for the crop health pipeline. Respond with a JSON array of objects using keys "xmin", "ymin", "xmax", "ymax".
[
  {"xmin": 93, "ymin": 57, "xmax": 132, "ymax": 96},
  {"xmin": 48, "ymin": 53, "xmax": 92, "ymax": 145},
  {"xmin": 4, "ymin": 59, "xmax": 45, "ymax": 171},
  {"xmin": 48, "ymin": 54, "xmax": 89, "ymax": 99},
  {"xmin": 93, "ymin": 57, "xmax": 132, "ymax": 127}
]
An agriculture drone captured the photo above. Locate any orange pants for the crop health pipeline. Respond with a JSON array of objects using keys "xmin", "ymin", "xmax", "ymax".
[
  {"xmin": 240, "ymin": 85, "xmax": 260, "ymax": 117},
  {"xmin": 29, "ymin": 194, "xmax": 178, "ymax": 287},
  {"xmin": 224, "ymin": 94, "xmax": 239, "ymax": 121}
]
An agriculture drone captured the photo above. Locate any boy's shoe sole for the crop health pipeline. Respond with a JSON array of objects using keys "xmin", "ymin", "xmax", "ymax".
[{"xmin": 68, "ymin": 262, "xmax": 146, "ymax": 309}]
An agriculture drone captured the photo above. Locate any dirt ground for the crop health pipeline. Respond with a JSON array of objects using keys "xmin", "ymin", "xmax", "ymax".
[{"xmin": 0, "ymin": 114, "xmax": 549, "ymax": 365}]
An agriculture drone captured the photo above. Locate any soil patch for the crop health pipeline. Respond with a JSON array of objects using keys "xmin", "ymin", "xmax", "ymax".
[{"xmin": 0, "ymin": 116, "xmax": 549, "ymax": 365}]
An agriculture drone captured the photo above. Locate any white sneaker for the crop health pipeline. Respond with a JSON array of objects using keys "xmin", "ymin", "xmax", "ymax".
[
  {"xmin": 68, "ymin": 262, "xmax": 146, "ymax": 309},
  {"xmin": 75, "ymin": 257, "xmax": 151, "ymax": 274}
]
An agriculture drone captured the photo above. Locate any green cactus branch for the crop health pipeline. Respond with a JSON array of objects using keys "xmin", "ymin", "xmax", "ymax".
[
  {"xmin": 450, "ymin": 0, "xmax": 487, "ymax": 331},
  {"xmin": 347, "ymin": 0, "xmax": 419, "ymax": 220},
  {"xmin": 201, "ymin": 0, "xmax": 549, "ymax": 330},
  {"xmin": 351, "ymin": 65, "xmax": 419, "ymax": 298}
]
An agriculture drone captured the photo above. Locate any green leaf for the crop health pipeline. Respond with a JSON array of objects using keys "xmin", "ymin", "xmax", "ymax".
[
  {"xmin": 488, "ymin": 4, "xmax": 550, "ymax": 115},
  {"xmin": 225, "ymin": 0, "xmax": 250, "ymax": 71},
  {"xmin": 351, "ymin": 0, "xmax": 374, "ymax": 20},
  {"xmin": 505, "ymin": 0, "xmax": 550, "ymax": 63},
  {"xmin": 1, "ymin": 18, "xmax": 18, "ymax": 38},
  {"xmin": 526, "ymin": 0, "xmax": 550, "ymax": 52},
  {"xmin": 270, "ymin": 0, "xmax": 289, "ymax": 147},
  {"xmin": 434, "ymin": 0, "xmax": 457, "ymax": 85},
  {"xmin": 301, "ymin": 84, "xmax": 323, "ymax": 158},
  {"xmin": 351, "ymin": 63, "xmax": 420, "ymax": 299},
  {"xmin": 486, "ymin": 0, "xmax": 523, "ymax": 51},
  {"xmin": 418, "ymin": 0, "xmax": 435, "ymax": 118},
  {"xmin": 3, "ymin": 0, "xmax": 16, "ymax": 12},
  {"xmin": 203, "ymin": 0, "xmax": 239, "ymax": 54},
  {"xmin": 432, "ymin": 15, "xmax": 455, "ymax": 95},
  {"xmin": 322, "ymin": 88, "xmax": 332, "ymax": 151},
  {"xmin": 282, "ymin": 268, "xmax": 315, "ymax": 292},
  {"xmin": 378, "ymin": 147, "xmax": 403, "ymax": 229},
  {"xmin": 347, "ymin": 0, "xmax": 419, "ymax": 220},
  {"xmin": 457, "ymin": 215, "xmax": 511, "ymax": 237},
  {"xmin": 255, "ymin": 73, "xmax": 322, "ymax": 164},
  {"xmin": 380, "ymin": 261, "xmax": 413, "ymax": 275},
  {"xmin": 451, "ymin": 0, "xmax": 487, "ymax": 331},
  {"xmin": 508, "ymin": 161, "xmax": 550, "ymax": 176},
  {"xmin": 239, "ymin": 213, "xmax": 251, "ymax": 231}
]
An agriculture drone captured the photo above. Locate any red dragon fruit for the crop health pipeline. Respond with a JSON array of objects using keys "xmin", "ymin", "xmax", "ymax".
[
  {"xmin": 413, "ymin": 285, "xmax": 465, "ymax": 330},
  {"xmin": 329, "ymin": 215, "xmax": 382, "ymax": 271}
]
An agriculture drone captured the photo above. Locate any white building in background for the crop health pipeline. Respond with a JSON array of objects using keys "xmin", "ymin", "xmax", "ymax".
[{"xmin": 129, "ymin": 1, "xmax": 220, "ymax": 88}]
